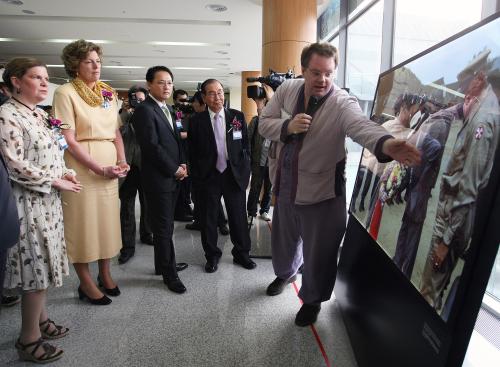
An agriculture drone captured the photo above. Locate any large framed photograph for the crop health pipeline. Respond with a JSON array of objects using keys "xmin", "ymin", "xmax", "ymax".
[{"xmin": 349, "ymin": 14, "xmax": 500, "ymax": 321}]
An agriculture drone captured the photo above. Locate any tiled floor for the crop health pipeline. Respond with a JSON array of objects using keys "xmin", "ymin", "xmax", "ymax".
[{"xmin": 0, "ymin": 210, "xmax": 358, "ymax": 367}]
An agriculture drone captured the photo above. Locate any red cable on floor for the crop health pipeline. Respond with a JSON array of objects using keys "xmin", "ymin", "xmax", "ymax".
[
  {"xmin": 265, "ymin": 219, "xmax": 332, "ymax": 367},
  {"xmin": 292, "ymin": 282, "xmax": 332, "ymax": 367}
]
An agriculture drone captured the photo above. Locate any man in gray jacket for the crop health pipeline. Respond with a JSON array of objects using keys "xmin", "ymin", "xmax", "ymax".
[{"xmin": 259, "ymin": 42, "xmax": 421, "ymax": 326}]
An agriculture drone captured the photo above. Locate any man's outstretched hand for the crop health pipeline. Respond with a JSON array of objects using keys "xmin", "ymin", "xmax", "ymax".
[{"xmin": 382, "ymin": 138, "xmax": 421, "ymax": 166}]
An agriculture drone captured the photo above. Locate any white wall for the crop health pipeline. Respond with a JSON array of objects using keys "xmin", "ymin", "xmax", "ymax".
[{"xmin": 229, "ymin": 86, "xmax": 241, "ymax": 111}]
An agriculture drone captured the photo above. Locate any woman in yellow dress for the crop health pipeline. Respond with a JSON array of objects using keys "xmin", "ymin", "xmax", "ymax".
[{"xmin": 52, "ymin": 40, "xmax": 129, "ymax": 305}]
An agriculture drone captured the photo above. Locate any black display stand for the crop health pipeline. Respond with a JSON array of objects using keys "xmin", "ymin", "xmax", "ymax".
[{"xmin": 335, "ymin": 13, "xmax": 500, "ymax": 367}]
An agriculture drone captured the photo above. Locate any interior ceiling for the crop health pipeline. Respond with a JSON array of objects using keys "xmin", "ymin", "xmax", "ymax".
[
  {"xmin": 0, "ymin": 0, "xmax": 267, "ymax": 91},
  {"xmin": 0, "ymin": 0, "xmax": 327, "ymax": 92}
]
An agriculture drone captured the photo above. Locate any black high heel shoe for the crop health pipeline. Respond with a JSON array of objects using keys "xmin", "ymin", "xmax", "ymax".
[
  {"xmin": 77, "ymin": 287, "xmax": 112, "ymax": 306},
  {"xmin": 97, "ymin": 276, "xmax": 121, "ymax": 297}
]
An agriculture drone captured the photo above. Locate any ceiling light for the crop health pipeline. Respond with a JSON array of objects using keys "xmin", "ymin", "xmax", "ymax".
[
  {"xmin": 205, "ymin": 4, "xmax": 228, "ymax": 12},
  {"xmin": 102, "ymin": 66, "xmax": 144, "ymax": 69},
  {"xmin": 88, "ymin": 39, "xmax": 113, "ymax": 44},
  {"xmin": 47, "ymin": 65, "xmax": 145, "ymax": 69},
  {"xmin": 149, "ymin": 41, "xmax": 229, "ymax": 47},
  {"xmin": 46, "ymin": 39, "xmax": 75, "ymax": 43},
  {"xmin": 22, "ymin": 9, "xmax": 35, "ymax": 14},
  {"xmin": 172, "ymin": 67, "xmax": 215, "ymax": 70},
  {"xmin": 1, "ymin": 0, "xmax": 24, "ymax": 5}
]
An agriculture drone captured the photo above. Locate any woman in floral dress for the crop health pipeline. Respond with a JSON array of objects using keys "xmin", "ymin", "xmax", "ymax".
[{"xmin": 0, "ymin": 58, "xmax": 82, "ymax": 364}]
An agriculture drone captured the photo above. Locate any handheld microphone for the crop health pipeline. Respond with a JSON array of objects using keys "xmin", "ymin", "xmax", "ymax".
[
  {"xmin": 294, "ymin": 96, "xmax": 319, "ymax": 139},
  {"xmin": 306, "ymin": 96, "xmax": 320, "ymax": 116}
]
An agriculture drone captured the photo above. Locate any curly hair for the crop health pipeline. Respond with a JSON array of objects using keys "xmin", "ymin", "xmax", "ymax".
[
  {"xmin": 2, "ymin": 57, "xmax": 46, "ymax": 92},
  {"xmin": 61, "ymin": 39, "xmax": 102, "ymax": 78}
]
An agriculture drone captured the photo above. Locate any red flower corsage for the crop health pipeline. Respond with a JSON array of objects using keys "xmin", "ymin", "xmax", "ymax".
[
  {"xmin": 231, "ymin": 117, "xmax": 242, "ymax": 131},
  {"xmin": 102, "ymin": 90, "xmax": 113, "ymax": 100},
  {"xmin": 46, "ymin": 117, "xmax": 69, "ymax": 130},
  {"xmin": 102, "ymin": 90, "xmax": 113, "ymax": 109},
  {"xmin": 176, "ymin": 111, "xmax": 183, "ymax": 120},
  {"xmin": 48, "ymin": 117, "xmax": 62, "ymax": 128}
]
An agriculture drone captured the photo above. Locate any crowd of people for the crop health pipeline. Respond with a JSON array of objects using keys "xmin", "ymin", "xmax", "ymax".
[{"xmin": 0, "ymin": 40, "xmax": 421, "ymax": 363}]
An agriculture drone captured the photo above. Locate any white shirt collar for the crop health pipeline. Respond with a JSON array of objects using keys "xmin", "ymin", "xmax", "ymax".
[
  {"xmin": 208, "ymin": 107, "xmax": 225, "ymax": 122},
  {"xmin": 149, "ymin": 94, "xmax": 168, "ymax": 109}
]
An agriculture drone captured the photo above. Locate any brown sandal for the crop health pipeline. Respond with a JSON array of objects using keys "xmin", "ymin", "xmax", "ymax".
[
  {"xmin": 39, "ymin": 318, "xmax": 69, "ymax": 340},
  {"xmin": 15, "ymin": 338, "xmax": 64, "ymax": 364}
]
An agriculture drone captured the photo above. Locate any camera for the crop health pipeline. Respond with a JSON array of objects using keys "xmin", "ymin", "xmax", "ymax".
[
  {"xmin": 128, "ymin": 86, "xmax": 148, "ymax": 109},
  {"xmin": 246, "ymin": 69, "xmax": 295, "ymax": 99},
  {"xmin": 174, "ymin": 100, "xmax": 194, "ymax": 114}
]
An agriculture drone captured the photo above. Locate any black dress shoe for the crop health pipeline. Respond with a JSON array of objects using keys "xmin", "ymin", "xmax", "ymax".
[
  {"xmin": 266, "ymin": 275, "xmax": 297, "ymax": 296},
  {"xmin": 118, "ymin": 252, "xmax": 134, "ymax": 264},
  {"xmin": 77, "ymin": 287, "xmax": 112, "ymax": 305},
  {"xmin": 295, "ymin": 303, "xmax": 321, "ymax": 327},
  {"xmin": 163, "ymin": 276, "xmax": 186, "ymax": 294},
  {"xmin": 176, "ymin": 263, "xmax": 188, "ymax": 272},
  {"xmin": 97, "ymin": 276, "xmax": 121, "ymax": 297},
  {"xmin": 0, "ymin": 295, "xmax": 20, "ymax": 307},
  {"xmin": 185, "ymin": 221, "xmax": 201, "ymax": 231},
  {"xmin": 175, "ymin": 215, "xmax": 194, "ymax": 222},
  {"xmin": 233, "ymin": 257, "xmax": 257, "ymax": 270},
  {"xmin": 140, "ymin": 235, "xmax": 154, "ymax": 246},
  {"xmin": 155, "ymin": 263, "xmax": 189, "ymax": 275},
  {"xmin": 205, "ymin": 259, "xmax": 219, "ymax": 273},
  {"xmin": 218, "ymin": 224, "xmax": 229, "ymax": 235}
]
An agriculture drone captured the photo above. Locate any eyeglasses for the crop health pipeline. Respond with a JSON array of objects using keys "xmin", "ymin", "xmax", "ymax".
[
  {"xmin": 306, "ymin": 69, "xmax": 334, "ymax": 80},
  {"xmin": 156, "ymin": 81, "xmax": 174, "ymax": 87},
  {"xmin": 205, "ymin": 90, "xmax": 224, "ymax": 98}
]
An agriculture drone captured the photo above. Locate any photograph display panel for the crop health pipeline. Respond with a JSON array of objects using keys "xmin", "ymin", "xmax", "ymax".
[{"xmin": 349, "ymin": 16, "xmax": 500, "ymax": 320}]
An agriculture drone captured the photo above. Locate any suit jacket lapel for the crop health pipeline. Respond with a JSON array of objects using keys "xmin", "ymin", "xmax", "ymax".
[
  {"xmin": 149, "ymin": 98, "xmax": 176, "ymax": 137},
  {"xmin": 204, "ymin": 110, "xmax": 217, "ymax": 152},
  {"xmin": 224, "ymin": 108, "xmax": 235, "ymax": 154}
]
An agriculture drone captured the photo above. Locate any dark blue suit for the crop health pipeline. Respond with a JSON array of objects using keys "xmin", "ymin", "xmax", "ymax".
[
  {"xmin": 131, "ymin": 96, "xmax": 185, "ymax": 278},
  {"xmin": 188, "ymin": 108, "xmax": 251, "ymax": 261}
]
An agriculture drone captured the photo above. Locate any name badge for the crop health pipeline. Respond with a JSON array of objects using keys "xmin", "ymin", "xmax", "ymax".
[
  {"xmin": 233, "ymin": 130, "xmax": 242, "ymax": 140},
  {"xmin": 176, "ymin": 120, "xmax": 183, "ymax": 129},
  {"xmin": 56, "ymin": 134, "xmax": 68, "ymax": 150}
]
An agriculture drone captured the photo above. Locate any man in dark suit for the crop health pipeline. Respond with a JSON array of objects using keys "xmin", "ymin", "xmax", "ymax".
[
  {"xmin": 131, "ymin": 66, "xmax": 188, "ymax": 294},
  {"xmin": 118, "ymin": 86, "xmax": 154, "ymax": 265},
  {"xmin": 188, "ymin": 78, "xmax": 256, "ymax": 273},
  {"xmin": 0, "ymin": 153, "xmax": 20, "ymax": 308}
]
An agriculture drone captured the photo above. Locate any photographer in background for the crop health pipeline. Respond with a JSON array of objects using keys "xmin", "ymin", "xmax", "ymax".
[
  {"xmin": 247, "ymin": 84, "xmax": 274, "ymax": 224},
  {"xmin": 118, "ymin": 86, "xmax": 153, "ymax": 264},
  {"xmin": 173, "ymin": 89, "xmax": 194, "ymax": 222}
]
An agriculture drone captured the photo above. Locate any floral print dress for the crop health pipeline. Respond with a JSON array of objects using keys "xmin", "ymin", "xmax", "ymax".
[{"xmin": 0, "ymin": 99, "xmax": 74, "ymax": 291}]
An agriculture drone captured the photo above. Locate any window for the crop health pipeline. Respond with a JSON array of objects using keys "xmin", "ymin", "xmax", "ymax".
[
  {"xmin": 348, "ymin": 0, "xmax": 373, "ymax": 19},
  {"xmin": 393, "ymin": 0, "xmax": 482, "ymax": 66},
  {"xmin": 346, "ymin": 0, "xmax": 384, "ymax": 105},
  {"xmin": 318, "ymin": 0, "xmax": 341, "ymax": 40}
]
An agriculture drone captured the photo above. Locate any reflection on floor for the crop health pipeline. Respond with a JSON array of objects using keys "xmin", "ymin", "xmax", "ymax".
[{"xmin": 0, "ymin": 209, "xmax": 357, "ymax": 367}]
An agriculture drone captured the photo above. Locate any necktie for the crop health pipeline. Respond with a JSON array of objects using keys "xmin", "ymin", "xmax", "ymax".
[
  {"xmin": 161, "ymin": 106, "xmax": 173, "ymax": 130},
  {"xmin": 213, "ymin": 113, "xmax": 227, "ymax": 173}
]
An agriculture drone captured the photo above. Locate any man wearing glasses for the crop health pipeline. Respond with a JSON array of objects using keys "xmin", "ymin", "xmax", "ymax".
[
  {"xmin": 131, "ymin": 66, "xmax": 189, "ymax": 294},
  {"xmin": 259, "ymin": 43, "xmax": 421, "ymax": 326},
  {"xmin": 188, "ymin": 79, "xmax": 256, "ymax": 274}
]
